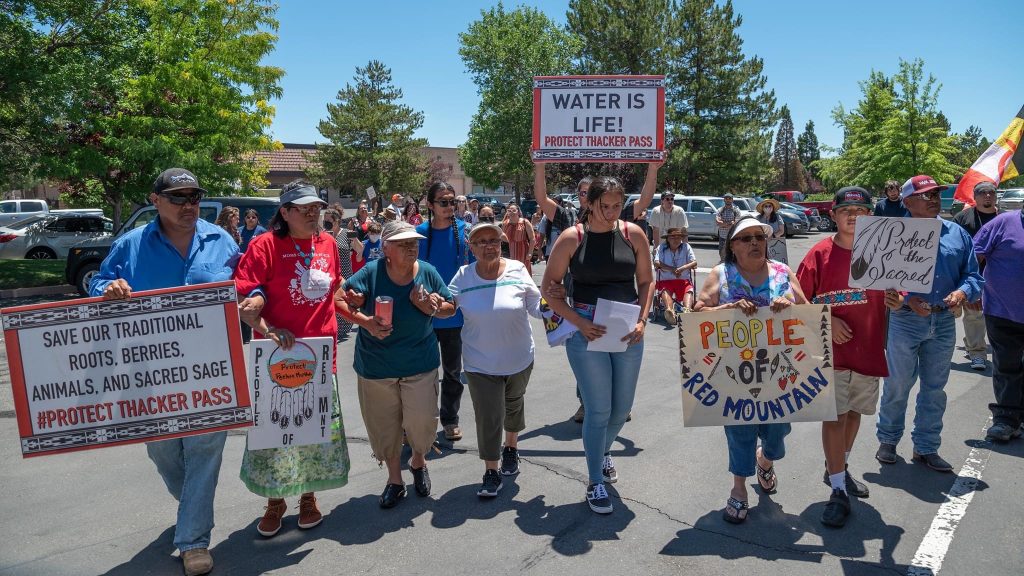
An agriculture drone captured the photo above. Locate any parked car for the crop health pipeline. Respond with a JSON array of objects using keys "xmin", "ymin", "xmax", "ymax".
[
  {"xmin": 0, "ymin": 199, "xmax": 51, "ymax": 227},
  {"xmin": 0, "ymin": 213, "xmax": 114, "ymax": 260},
  {"xmin": 796, "ymin": 200, "xmax": 839, "ymax": 231},
  {"xmin": 997, "ymin": 188, "xmax": 1024, "ymax": 212},
  {"xmin": 468, "ymin": 195, "xmax": 505, "ymax": 216},
  {"xmin": 765, "ymin": 190, "xmax": 806, "ymax": 203},
  {"xmin": 779, "ymin": 201, "xmax": 817, "ymax": 231},
  {"xmin": 731, "ymin": 197, "xmax": 808, "ymax": 237},
  {"xmin": 520, "ymin": 199, "xmax": 539, "ymax": 218},
  {"xmin": 65, "ymin": 196, "xmax": 280, "ymax": 295}
]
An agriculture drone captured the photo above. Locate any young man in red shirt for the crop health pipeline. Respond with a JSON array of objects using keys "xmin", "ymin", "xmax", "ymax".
[{"xmin": 797, "ymin": 187, "xmax": 903, "ymax": 528}]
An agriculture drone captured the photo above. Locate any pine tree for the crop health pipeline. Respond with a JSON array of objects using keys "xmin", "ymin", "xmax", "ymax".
[
  {"xmin": 771, "ymin": 106, "xmax": 805, "ymax": 191},
  {"xmin": 797, "ymin": 120, "xmax": 820, "ymax": 171},
  {"xmin": 309, "ymin": 61, "xmax": 428, "ymax": 204}
]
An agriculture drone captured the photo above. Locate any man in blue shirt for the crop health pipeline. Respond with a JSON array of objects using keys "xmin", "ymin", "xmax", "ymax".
[
  {"xmin": 90, "ymin": 168, "xmax": 241, "ymax": 576},
  {"xmin": 875, "ymin": 175, "xmax": 984, "ymax": 473},
  {"xmin": 872, "ymin": 179, "xmax": 910, "ymax": 217}
]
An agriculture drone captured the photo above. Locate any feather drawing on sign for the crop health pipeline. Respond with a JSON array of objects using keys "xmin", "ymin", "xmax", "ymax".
[{"xmin": 850, "ymin": 218, "xmax": 894, "ymax": 280}]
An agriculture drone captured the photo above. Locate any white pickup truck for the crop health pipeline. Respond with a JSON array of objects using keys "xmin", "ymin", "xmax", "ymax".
[{"xmin": 0, "ymin": 199, "xmax": 103, "ymax": 227}]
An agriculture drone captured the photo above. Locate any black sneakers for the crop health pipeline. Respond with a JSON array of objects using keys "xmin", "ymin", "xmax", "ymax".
[
  {"xmin": 587, "ymin": 482, "xmax": 613, "ymax": 514},
  {"xmin": 501, "ymin": 446, "xmax": 520, "ymax": 476},
  {"xmin": 821, "ymin": 464, "xmax": 869, "ymax": 498},
  {"xmin": 478, "ymin": 469, "xmax": 503, "ymax": 498},
  {"xmin": 821, "ymin": 488, "xmax": 851, "ymax": 527},
  {"xmin": 601, "ymin": 455, "xmax": 618, "ymax": 483}
]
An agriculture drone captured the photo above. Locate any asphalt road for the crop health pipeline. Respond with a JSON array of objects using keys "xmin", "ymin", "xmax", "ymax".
[{"xmin": 0, "ymin": 230, "xmax": 1021, "ymax": 576}]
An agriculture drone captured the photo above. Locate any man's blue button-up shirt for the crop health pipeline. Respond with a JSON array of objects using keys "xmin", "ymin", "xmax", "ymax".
[
  {"xmin": 906, "ymin": 218, "xmax": 984, "ymax": 306},
  {"xmin": 89, "ymin": 217, "xmax": 239, "ymax": 296}
]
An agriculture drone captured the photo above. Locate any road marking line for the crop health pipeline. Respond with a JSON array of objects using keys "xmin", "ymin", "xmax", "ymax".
[{"xmin": 907, "ymin": 418, "xmax": 994, "ymax": 576}]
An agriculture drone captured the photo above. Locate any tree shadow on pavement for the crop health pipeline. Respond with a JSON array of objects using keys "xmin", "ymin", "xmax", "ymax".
[
  {"xmin": 862, "ymin": 463, "xmax": 990, "ymax": 505},
  {"xmin": 797, "ymin": 497, "xmax": 908, "ymax": 575},
  {"xmin": 660, "ymin": 494, "xmax": 824, "ymax": 565},
  {"xmin": 513, "ymin": 487, "xmax": 637, "ymax": 556}
]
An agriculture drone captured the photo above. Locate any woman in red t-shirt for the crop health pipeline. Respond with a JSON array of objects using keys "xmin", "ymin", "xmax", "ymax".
[
  {"xmin": 501, "ymin": 203, "xmax": 535, "ymax": 274},
  {"xmin": 234, "ymin": 181, "xmax": 351, "ymax": 539}
]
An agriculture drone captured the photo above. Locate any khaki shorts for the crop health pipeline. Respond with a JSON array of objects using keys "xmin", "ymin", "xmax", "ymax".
[
  {"xmin": 834, "ymin": 370, "xmax": 880, "ymax": 415},
  {"xmin": 357, "ymin": 369, "xmax": 439, "ymax": 462}
]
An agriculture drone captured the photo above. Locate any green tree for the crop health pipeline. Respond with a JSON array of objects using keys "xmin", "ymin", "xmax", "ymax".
[
  {"xmin": 458, "ymin": 4, "xmax": 577, "ymax": 201},
  {"xmin": 566, "ymin": 0, "xmax": 669, "ymax": 76},
  {"xmin": 3, "ymin": 0, "xmax": 284, "ymax": 223},
  {"xmin": 949, "ymin": 125, "xmax": 990, "ymax": 177},
  {"xmin": 309, "ymin": 60, "xmax": 428, "ymax": 207},
  {"xmin": 664, "ymin": 0, "xmax": 777, "ymax": 195},
  {"xmin": 771, "ymin": 105, "xmax": 805, "ymax": 191},
  {"xmin": 797, "ymin": 120, "xmax": 820, "ymax": 171}
]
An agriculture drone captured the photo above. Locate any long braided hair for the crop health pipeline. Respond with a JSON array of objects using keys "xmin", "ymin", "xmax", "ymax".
[{"xmin": 425, "ymin": 181, "xmax": 463, "ymax": 266}]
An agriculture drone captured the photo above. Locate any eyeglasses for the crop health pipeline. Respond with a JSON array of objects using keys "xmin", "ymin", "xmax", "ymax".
[
  {"xmin": 323, "ymin": 220, "xmax": 335, "ymax": 229},
  {"xmin": 975, "ymin": 190, "xmax": 997, "ymax": 196},
  {"xmin": 662, "ymin": 197, "xmax": 675, "ymax": 201},
  {"xmin": 732, "ymin": 234, "xmax": 768, "ymax": 244},
  {"xmin": 433, "ymin": 199, "xmax": 455, "ymax": 207},
  {"xmin": 911, "ymin": 192, "xmax": 940, "ymax": 201},
  {"xmin": 472, "ymin": 239, "xmax": 501, "ymax": 247},
  {"xmin": 287, "ymin": 204, "xmax": 322, "ymax": 215},
  {"xmin": 456, "ymin": 200, "xmax": 467, "ymax": 204},
  {"xmin": 479, "ymin": 216, "xmax": 496, "ymax": 223},
  {"xmin": 159, "ymin": 191, "xmax": 202, "ymax": 205}
]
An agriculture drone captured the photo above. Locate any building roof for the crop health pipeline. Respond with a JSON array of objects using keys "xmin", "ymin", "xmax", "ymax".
[{"xmin": 254, "ymin": 143, "xmax": 317, "ymax": 174}]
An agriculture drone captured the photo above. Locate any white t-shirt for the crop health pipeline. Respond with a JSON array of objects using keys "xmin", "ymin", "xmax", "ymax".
[
  {"xmin": 654, "ymin": 243, "xmax": 696, "ymax": 282},
  {"xmin": 650, "ymin": 205, "xmax": 689, "ymax": 233},
  {"xmin": 448, "ymin": 259, "xmax": 542, "ymax": 375}
]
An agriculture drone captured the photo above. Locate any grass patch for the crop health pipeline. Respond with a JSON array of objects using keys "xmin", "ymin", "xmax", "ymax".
[{"xmin": 0, "ymin": 259, "xmax": 67, "ymax": 290}]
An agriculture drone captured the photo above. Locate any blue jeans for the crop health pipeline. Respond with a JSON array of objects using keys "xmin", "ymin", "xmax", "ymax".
[
  {"xmin": 145, "ymin": 431, "xmax": 228, "ymax": 552},
  {"xmin": 876, "ymin": 309, "xmax": 956, "ymax": 454},
  {"xmin": 723, "ymin": 424, "xmax": 791, "ymax": 477},
  {"xmin": 565, "ymin": 330, "xmax": 644, "ymax": 484}
]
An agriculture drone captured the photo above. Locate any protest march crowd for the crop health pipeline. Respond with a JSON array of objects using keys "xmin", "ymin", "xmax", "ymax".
[{"xmin": 73, "ymin": 159, "xmax": 1021, "ymax": 576}]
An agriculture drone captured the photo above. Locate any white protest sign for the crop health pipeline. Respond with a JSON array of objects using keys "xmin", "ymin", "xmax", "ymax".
[
  {"xmin": 848, "ymin": 216, "xmax": 942, "ymax": 292},
  {"xmin": 1, "ymin": 282, "xmax": 253, "ymax": 457},
  {"xmin": 768, "ymin": 238, "xmax": 788, "ymax": 264},
  {"xmin": 365, "ymin": 186, "xmax": 377, "ymax": 200},
  {"xmin": 247, "ymin": 337, "xmax": 334, "ymax": 450},
  {"xmin": 532, "ymin": 75, "xmax": 665, "ymax": 163},
  {"xmin": 679, "ymin": 305, "xmax": 836, "ymax": 427}
]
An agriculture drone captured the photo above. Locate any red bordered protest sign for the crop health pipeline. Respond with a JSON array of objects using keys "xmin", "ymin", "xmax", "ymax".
[
  {"xmin": 1, "ymin": 281, "xmax": 253, "ymax": 457},
  {"xmin": 532, "ymin": 75, "xmax": 666, "ymax": 163}
]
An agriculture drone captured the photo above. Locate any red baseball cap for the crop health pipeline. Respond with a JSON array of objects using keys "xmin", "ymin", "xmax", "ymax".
[{"xmin": 900, "ymin": 175, "xmax": 949, "ymax": 200}]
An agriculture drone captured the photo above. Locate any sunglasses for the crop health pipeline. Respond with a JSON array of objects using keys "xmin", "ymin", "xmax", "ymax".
[
  {"xmin": 479, "ymin": 216, "xmax": 496, "ymax": 223},
  {"xmin": 287, "ymin": 204, "xmax": 322, "ymax": 215},
  {"xmin": 433, "ymin": 199, "xmax": 455, "ymax": 207},
  {"xmin": 910, "ymin": 192, "xmax": 940, "ymax": 201},
  {"xmin": 732, "ymin": 234, "xmax": 768, "ymax": 244},
  {"xmin": 159, "ymin": 191, "xmax": 202, "ymax": 205}
]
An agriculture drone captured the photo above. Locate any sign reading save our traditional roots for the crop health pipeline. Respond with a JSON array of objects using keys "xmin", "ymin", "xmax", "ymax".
[
  {"xmin": 679, "ymin": 305, "xmax": 836, "ymax": 427},
  {"xmin": 247, "ymin": 337, "xmax": 334, "ymax": 450},
  {"xmin": 848, "ymin": 215, "xmax": 942, "ymax": 292},
  {"xmin": 1, "ymin": 281, "xmax": 253, "ymax": 457},
  {"xmin": 532, "ymin": 75, "xmax": 665, "ymax": 163}
]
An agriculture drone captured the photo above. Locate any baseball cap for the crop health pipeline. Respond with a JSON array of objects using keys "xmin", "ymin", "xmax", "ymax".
[
  {"xmin": 391, "ymin": 193, "xmax": 403, "ymax": 204},
  {"xmin": 468, "ymin": 222, "xmax": 505, "ymax": 242},
  {"xmin": 661, "ymin": 191, "xmax": 675, "ymax": 199},
  {"xmin": 900, "ymin": 175, "xmax": 949, "ymax": 200},
  {"xmin": 280, "ymin": 184, "xmax": 326, "ymax": 206},
  {"xmin": 723, "ymin": 193, "xmax": 734, "ymax": 199},
  {"xmin": 833, "ymin": 186, "xmax": 873, "ymax": 209},
  {"xmin": 974, "ymin": 181, "xmax": 997, "ymax": 195},
  {"xmin": 381, "ymin": 220, "xmax": 425, "ymax": 242},
  {"xmin": 153, "ymin": 168, "xmax": 207, "ymax": 195}
]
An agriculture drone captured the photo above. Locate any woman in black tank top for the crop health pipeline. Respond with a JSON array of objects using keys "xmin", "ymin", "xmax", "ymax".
[{"xmin": 541, "ymin": 175, "xmax": 656, "ymax": 515}]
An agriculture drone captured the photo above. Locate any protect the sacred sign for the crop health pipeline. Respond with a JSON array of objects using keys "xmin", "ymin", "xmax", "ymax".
[
  {"xmin": 1, "ymin": 281, "xmax": 253, "ymax": 457},
  {"xmin": 679, "ymin": 305, "xmax": 837, "ymax": 427},
  {"xmin": 247, "ymin": 337, "xmax": 334, "ymax": 450},
  {"xmin": 532, "ymin": 75, "xmax": 665, "ymax": 163},
  {"xmin": 848, "ymin": 216, "xmax": 942, "ymax": 292}
]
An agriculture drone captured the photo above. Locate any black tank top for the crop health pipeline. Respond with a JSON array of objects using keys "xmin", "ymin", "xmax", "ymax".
[{"xmin": 569, "ymin": 222, "xmax": 638, "ymax": 305}]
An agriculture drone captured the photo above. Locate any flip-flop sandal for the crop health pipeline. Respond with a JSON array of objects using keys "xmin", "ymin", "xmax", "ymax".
[
  {"xmin": 722, "ymin": 497, "xmax": 749, "ymax": 524},
  {"xmin": 755, "ymin": 448, "xmax": 778, "ymax": 493}
]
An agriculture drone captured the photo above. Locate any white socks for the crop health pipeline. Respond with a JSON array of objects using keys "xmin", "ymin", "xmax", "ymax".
[{"xmin": 829, "ymin": 471, "xmax": 847, "ymax": 492}]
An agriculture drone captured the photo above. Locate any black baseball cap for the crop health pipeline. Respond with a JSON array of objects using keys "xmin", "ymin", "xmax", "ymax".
[
  {"xmin": 833, "ymin": 186, "xmax": 873, "ymax": 209},
  {"xmin": 153, "ymin": 168, "xmax": 207, "ymax": 195}
]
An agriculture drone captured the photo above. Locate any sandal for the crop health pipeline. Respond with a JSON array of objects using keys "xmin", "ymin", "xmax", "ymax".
[
  {"xmin": 755, "ymin": 447, "xmax": 778, "ymax": 493},
  {"xmin": 722, "ymin": 497, "xmax": 749, "ymax": 524}
]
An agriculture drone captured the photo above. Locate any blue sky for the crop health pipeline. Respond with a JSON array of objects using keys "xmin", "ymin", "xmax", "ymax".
[{"xmin": 265, "ymin": 0, "xmax": 1022, "ymax": 154}]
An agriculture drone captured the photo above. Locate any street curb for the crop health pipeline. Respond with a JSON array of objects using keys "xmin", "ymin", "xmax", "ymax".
[{"xmin": 0, "ymin": 284, "xmax": 76, "ymax": 299}]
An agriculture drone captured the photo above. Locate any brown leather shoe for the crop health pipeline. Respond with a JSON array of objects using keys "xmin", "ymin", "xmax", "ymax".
[
  {"xmin": 444, "ymin": 424, "xmax": 463, "ymax": 441},
  {"xmin": 572, "ymin": 404, "xmax": 585, "ymax": 423},
  {"xmin": 181, "ymin": 548, "xmax": 214, "ymax": 576},
  {"xmin": 297, "ymin": 493, "xmax": 322, "ymax": 529},
  {"xmin": 257, "ymin": 498, "xmax": 287, "ymax": 537}
]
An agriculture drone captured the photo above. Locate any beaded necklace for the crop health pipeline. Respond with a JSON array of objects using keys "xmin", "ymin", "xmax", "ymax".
[{"xmin": 291, "ymin": 235, "xmax": 315, "ymax": 266}]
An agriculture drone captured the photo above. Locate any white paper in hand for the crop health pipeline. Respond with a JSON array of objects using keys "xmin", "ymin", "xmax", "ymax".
[{"xmin": 587, "ymin": 298, "xmax": 641, "ymax": 353}]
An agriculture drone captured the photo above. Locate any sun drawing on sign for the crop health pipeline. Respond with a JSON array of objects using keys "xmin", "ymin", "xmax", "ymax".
[{"xmin": 740, "ymin": 348, "xmax": 754, "ymax": 361}]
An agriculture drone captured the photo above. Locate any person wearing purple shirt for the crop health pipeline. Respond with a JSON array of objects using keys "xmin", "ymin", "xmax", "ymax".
[
  {"xmin": 973, "ymin": 209, "xmax": 1024, "ymax": 442},
  {"xmin": 875, "ymin": 175, "xmax": 984, "ymax": 473}
]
